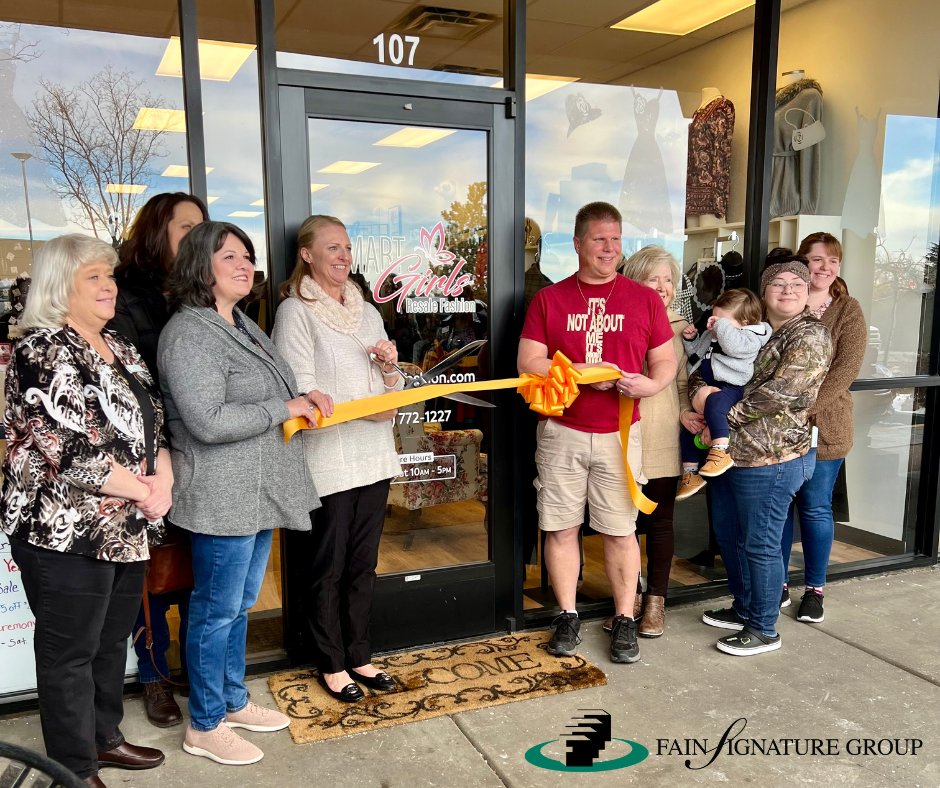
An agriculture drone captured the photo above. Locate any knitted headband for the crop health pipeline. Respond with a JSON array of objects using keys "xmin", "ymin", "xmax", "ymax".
[{"xmin": 760, "ymin": 260, "xmax": 811, "ymax": 293}]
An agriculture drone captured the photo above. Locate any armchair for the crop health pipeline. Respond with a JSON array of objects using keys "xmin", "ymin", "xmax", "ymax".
[{"xmin": 388, "ymin": 370, "xmax": 488, "ymax": 514}]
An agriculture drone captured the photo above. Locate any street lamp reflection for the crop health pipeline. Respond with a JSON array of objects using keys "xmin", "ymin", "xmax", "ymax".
[{"xmin": 10, "ymin": 152, "xmax": 35, "ymax": 267}]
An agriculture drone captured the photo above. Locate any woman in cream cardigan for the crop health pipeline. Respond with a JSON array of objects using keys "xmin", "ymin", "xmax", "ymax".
[
  {"xmin": 273, "ymin": 215, "xmax": 402, "ymax": 703},
  {"xmin": 617, "ymin": 246, "xmax": 696, "ymax": 637}
]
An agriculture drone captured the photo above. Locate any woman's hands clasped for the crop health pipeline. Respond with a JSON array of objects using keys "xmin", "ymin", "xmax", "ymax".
[{"xmin": 136, "ymin": 473, "xmax": 173, "ymax": 520}]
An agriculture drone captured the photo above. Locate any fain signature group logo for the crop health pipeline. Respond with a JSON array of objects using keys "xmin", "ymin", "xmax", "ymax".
[{"xmin": 524, "ymin": 709, "xmax": 649, "ymax": 772}]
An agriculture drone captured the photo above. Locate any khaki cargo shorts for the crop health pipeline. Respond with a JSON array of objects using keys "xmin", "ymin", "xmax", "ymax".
[{"xmin": 534, "ymin": 418, "xmax": 644, "ymax": 537}]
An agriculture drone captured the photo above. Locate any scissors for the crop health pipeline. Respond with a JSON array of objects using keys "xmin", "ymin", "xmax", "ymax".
[{"xmin": 371, "ymin": 338, "xmax": 495, "ymax": 408}]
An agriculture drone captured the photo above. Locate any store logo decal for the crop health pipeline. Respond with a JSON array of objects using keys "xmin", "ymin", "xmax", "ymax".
[{"xmin": 372, "ymin": 222, "xmax": 474, "ymax": 312}]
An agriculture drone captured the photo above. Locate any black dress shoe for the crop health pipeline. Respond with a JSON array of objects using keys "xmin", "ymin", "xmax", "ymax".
[
  {"xmin": 97, "ymin": 741, "xmax": 165, "ymax": 770},
  {"xmin": 83, "ymin": 775, "xmax": 107, "ymax": 787},
  {"xmin": 318, "ymin": 675, "xmax": 364, "ymax": 703},
  {"xmin": 349, "ymin": 669, "xmax": 396, "ymax": 691}
]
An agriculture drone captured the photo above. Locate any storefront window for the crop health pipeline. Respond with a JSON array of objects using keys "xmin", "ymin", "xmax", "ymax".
[
  {"xmin": 770, "ymin": 0, "xmax": 940, "ymax": 579},
  {"xmin": 523, "ymin": 2, "xmax": 756, "ymax": 611},
  {"xmin": 274, "ymin": 1, "xmax": 504, "ymax": 87},
  {"xmin": 0, "ymin": 0, "xmax": 189, "ymax": 694},
  {"xmin": 827, "ymin": 387, "xmax": 923, "ymax": 561},
  {"xmin": 0, "ymin": 4, "xmax": 189, "ymax": 280},
  {"xmin": 195, "ymin": 0, "xmax": 269, "ymax": 275},
  {"xmin": 773, "ymin": 0, "xmax": 939, "ymax": 380}
]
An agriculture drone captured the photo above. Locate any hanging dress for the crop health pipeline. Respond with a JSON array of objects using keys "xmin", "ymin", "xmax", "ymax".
[
  {"xmin": 620, "ymin": 89, "xmax": 673, "ymax": 234},
  {"xmin": 841, "ymin": 109, "xmax": 884, "ymax": 238}
]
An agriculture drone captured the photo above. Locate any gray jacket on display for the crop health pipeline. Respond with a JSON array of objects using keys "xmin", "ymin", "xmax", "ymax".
[
  {"xmin": 684, "ymin": 318, "xmax": 773, "ymax": 386},
  {"xmin": 157, "ymin": 305, "xmax": 319, "ymax": 536},
  {"xmin": 770, "ymin": 78, "xmax": 823, "ymax": 217}
]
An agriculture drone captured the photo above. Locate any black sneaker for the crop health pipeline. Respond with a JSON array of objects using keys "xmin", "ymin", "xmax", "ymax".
[
  {"xmin": 797, "ymin": 589, "xmax": 825, "ymax": 623},
  {"xmin": 701, "ymin": 607, "xmax": 746, "ymax": 631},
  {"xmin": 716, "ymin": 625, "xmax": 781, "ymax": 656},
  {"xmin": 609, "ymin": 615, "xmax": 640, "ymax": 663},
  {"xmin": 547, "ymin": 613, "xmax": 581, "ymax": 656},
  {"xmin": 780, "ymin": 587, "xmax": 791, "ymax": 609}
]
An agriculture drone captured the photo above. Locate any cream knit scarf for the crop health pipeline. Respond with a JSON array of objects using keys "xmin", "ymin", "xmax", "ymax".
[{"xmin": 296, "ymin": 275, "xmax": 364, "ymax": 334}]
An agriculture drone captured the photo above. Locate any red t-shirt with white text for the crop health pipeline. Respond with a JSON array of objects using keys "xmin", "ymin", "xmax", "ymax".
[{"xmin": 521, "ymin": 273, "xmax": 673, "ymax": 433}]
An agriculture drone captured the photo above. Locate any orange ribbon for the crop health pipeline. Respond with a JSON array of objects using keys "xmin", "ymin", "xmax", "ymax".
[{"xmin": 283, "ymin": 350, "xmax": 655, "ymax": 513}]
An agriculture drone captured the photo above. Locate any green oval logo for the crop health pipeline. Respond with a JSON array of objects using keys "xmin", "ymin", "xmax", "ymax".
[{"xmin": 524, "ymin": 738, "xmax": 650, "ymax": 772}]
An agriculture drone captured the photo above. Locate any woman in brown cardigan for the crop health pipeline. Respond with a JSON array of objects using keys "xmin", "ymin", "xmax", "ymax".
[
  {"xmin": 614, "ymin": 246, "xmax": 695, "ymax": 637},
  {"xmin": 781, "ymin": 232, "xmax": 867, "ymax": 624}
]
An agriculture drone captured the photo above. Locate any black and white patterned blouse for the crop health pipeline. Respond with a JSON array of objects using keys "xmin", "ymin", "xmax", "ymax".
[{"xmin": 1, "ymin": 326, "xmax": 167, "ymax": 562}]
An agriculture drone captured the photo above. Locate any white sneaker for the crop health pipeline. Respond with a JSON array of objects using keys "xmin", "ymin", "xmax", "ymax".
[
  {"xmin": 183, "ymin": 724, "xmax": 263, "ymax": 765},
  {"xmin": 225, "ymin": 701, "xmax": 290, "ymax": 732}
]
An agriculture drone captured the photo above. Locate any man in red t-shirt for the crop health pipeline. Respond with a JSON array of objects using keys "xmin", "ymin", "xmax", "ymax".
[{"xmin": 518, "ymin": 201, "xmax": 676, "ymax": 664}]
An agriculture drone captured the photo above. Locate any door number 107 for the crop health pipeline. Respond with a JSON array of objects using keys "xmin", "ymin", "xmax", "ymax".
[{"xmin": 372, "ymin": 33, "xmax": 420, "ymax": 66}]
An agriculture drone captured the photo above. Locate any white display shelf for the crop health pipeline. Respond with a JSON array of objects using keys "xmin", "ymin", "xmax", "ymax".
[{"xmin": 682, "ymin": 214, "xmax": 843, "ymax": 271}]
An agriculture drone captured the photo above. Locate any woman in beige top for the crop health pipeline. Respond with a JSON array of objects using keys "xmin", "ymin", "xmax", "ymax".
[{"xmin": 617, "ymin": 246, "xmax": 696, "ymax": 637}]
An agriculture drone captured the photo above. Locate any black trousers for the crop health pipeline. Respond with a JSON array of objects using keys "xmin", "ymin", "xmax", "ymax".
[
  {"xmin": 307, "ymin": 479, "xmax": 390, "ymax": 674},
  {"xmin": 11, "ymin": 538, "xmax": 145, "ymax": 779},
  {"xmin": 635, "ymin": 476, "xmax": 679, "ymax": 598}
]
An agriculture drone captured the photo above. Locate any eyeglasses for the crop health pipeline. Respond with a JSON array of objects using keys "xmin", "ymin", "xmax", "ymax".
[{"xmin": 767, "ymin": 280, "xmax": 808, "ymax": 293}]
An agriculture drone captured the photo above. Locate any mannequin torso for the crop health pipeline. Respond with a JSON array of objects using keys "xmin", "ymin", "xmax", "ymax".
[{"xmin": 698, "ymin": 86, "xmax": 723, "ymax": 111}]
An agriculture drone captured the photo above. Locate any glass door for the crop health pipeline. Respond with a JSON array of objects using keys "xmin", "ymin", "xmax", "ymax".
[{"xmin": 278, "ymin": 83, "xmax": 515, "ymax": 655}]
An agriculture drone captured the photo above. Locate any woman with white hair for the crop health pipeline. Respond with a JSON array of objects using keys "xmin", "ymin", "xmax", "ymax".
[
  {"xmin": 616, "ymin": 245, "xmax": 696, "ymax": 637},
  {"xmin": 1, "ymin": 234, "xmax": 171, "ymax": 786}
]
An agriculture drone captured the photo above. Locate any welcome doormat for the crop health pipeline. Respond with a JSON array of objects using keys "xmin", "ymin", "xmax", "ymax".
[{"xmin": 267, "ymin": 632, "xmax": 607, "ymax": 744}]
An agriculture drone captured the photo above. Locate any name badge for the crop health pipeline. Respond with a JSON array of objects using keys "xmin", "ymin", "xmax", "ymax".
[{"xmin": 125, "ymin": 364, "xmax": 145, "ymax": 374}]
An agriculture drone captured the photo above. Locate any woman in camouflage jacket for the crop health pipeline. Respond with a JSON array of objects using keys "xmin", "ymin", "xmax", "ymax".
[{"xmin": 694, "ymin": 255, "xmax": 832, "ymax": 657}]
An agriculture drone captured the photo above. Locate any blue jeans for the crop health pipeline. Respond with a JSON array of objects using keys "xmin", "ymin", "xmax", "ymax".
[
  {"xmin": 186, "ymin": 530, "xmax": 273, "ymax": 731},
  {"xmin": 710, "ymin": 454, "xmax": 815, "ymax": 636},
  {"xmin": 707, "ymin": 472, "xmax": 749, "ymax": 618},
  {"xmin": 782, "ymin": 453, "xmax": 842, "ymax": 588},
  {"xmin": 133, "ymin": 588, "xmax": 190, "ymax": 683}
]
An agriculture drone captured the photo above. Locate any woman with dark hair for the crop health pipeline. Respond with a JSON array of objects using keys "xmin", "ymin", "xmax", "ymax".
[
  {"xmin": 779, "ymin": 232, "xmax": 867, "ymax": 622},
  {"xmin": 158, "ymin": 222, "xmax": 329, "ymax": 765},
  {"xmin": 2, "ymin": 234, "xmax": 170, "ymax": 786},
  {"xmin": 108, "ymin": 191, "xmax": 208, "ymax": 728}
]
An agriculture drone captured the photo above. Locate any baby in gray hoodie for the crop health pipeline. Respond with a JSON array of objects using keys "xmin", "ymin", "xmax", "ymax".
[{"xmin": 677, "ymin": 288, "xmax": 772, "ymax": 499}]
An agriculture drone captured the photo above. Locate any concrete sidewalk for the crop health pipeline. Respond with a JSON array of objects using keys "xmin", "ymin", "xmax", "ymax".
[{"xmin": 2, "ymin": 566, "xmax": 937, "ymax": 787}]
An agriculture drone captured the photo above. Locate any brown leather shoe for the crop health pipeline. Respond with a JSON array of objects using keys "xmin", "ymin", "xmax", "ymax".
[
  {"xmin": 638, "ymin": 594, "xmax": 665, "ymax": 638},
  {"xmin": 97, "ymin": 741, "xmax": 165, "ymax": 770},
  {"xmin": 84, "ymin": 775, "xmax": 107, "ymax": 787},
  {"xmin": 143, "ymin": 682, "xmax": 183, "ymax": 727},
  {"xmin": 633, "ymin": 592, "xmax": 643, "ymax": 620}
]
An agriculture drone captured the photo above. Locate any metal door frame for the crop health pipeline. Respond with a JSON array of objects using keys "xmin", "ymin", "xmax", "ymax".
[{"xmin": 274, "ymin": 72, "xmax": 520, "ymax": 658}]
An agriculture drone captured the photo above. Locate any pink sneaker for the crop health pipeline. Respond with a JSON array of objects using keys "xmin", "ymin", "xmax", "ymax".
[
  {"xmin": 225, "ymin": 701, "xmax": 290, "ymax": 732},
  {"xmin": 183, "ymin": 724, "xmax": 263, "ymax": 765}
]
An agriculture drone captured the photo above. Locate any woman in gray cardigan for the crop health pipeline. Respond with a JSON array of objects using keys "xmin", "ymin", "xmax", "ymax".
[{"xmin": 158, "ymin": 222, "xmax": 329, "ymax": 767}]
